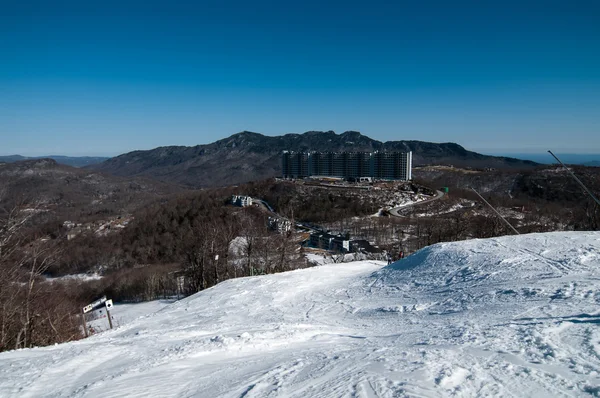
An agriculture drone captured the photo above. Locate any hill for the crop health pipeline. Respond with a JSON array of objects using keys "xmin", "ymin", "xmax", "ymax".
[
  {"xmin": 0, "ymin": 155, "xmax": 110, "ymax": 167},
  {"xmin": 90, "ymin": 131, "xmax": 538, "ymax": 187},
  {"xmin": 494, "ymin": 153, "xmax": 600, "ymax": 166},
  {"xmin": 0, "ymin": 158, "xmax": 183, "ymax": 221},
  {"xmin": 1, "ymin": 231, "xmax": 599, "ymax": 397},
  {"xmin": 414, "ymin": 164, "xmax": 600, "ymax": 204}
]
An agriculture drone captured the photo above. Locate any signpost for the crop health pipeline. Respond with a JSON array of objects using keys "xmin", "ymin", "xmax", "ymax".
[
  {"xmin": 81, "ymin": 310, "xmax": 88, "ymax": 337},
  {"xmin": 342, "ymin": 240, "xmax": 350, "ymax": 252},
  {"xmin": 81, "ymin": 296, "xmax": 114, "ymax": 336},
  {"xmin": 105, "ymin": 299, "xmax": 114, "ymax": 330},
  {"xmin": 83, "ymin": 296, "xmax": 107, "ymax": 314}
]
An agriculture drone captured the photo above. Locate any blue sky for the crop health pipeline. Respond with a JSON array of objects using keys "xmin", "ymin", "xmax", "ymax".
[{"xmin": 1, "ymin": 0, "xmax": 599, "ymax": 156}]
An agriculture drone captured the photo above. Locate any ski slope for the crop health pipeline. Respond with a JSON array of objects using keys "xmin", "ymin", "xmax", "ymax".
[
  {"xmin": 1, "ymin": 232, "xmax": 600, "ymax": 397},
  {"xmin": 86, "ymin": 299, "xmax": 176, "ymax": 334}
]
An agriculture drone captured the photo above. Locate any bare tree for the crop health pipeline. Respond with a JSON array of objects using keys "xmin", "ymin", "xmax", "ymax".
[
  {"xmin": 181, "ymin": 219, "xmax": 209, "ymax": 293},
  {"xmin": 0, "ymin": 196, "xmax": 80, "ymax": 351},
  {"xmin": 14, "ymin": 240, "xmax": 59, "ymax": 349}
]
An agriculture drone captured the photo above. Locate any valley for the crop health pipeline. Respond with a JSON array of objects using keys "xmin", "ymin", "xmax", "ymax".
[{"xmin": 0, "ymin": 133, "xmax": 598, "ymax": 395}]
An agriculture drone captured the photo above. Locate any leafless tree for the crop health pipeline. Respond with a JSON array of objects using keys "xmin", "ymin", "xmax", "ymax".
[
  {"xmin": 0, "ymin": 195, "xmax": 80, "ymax": 351},
  {"xmin": 181, "ymin": 219, "xmax": 209, "ymax": 293}
]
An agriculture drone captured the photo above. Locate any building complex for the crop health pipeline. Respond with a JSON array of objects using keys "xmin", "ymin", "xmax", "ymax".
[
  {"xmin": 231, "ymin": 195, "xmax": 253, "ymax": 207},
  {"xmin": 282, "ymin": 151, "xmax": 412, "ymax": 181}
]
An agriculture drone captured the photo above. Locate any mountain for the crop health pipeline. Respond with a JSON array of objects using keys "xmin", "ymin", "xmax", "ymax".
[
  {"xmin": 90, "ymin": 131, "xmax": 538, "ymax": 187},
  {"xmin": 0, "ymin": 155, "xmax": 110, "ymax": 167},
  {"xmin": 583, "ymin": 160, "xmax": 600, "ymax": 167},
  {"xmin": 1, "ymin": 231, "xmax": 599, "ymax": 396},
  {"xmin": 0, "ymin": 158, "xmax": 182, "ymax": 220},
  {"xmin": 494, "ymin": 153, "xmax": 600, "ymax": 166}
]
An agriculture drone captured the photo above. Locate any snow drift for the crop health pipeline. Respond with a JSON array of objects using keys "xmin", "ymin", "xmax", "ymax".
[{"xmin": 1, "ymin": 232, "xmax": 599, "ymax": 397}]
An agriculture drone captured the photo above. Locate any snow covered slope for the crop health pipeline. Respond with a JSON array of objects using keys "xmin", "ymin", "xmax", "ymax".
[
  {"xmin": 1, "ymin": 232, "xmax": 600, "ymax": 397},
  {"xmin": 86, "ymin": 299, "xmax": 176, "ymax": 334}
]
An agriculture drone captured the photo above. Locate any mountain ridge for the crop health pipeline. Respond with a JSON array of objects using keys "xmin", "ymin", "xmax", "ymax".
[
  {"xmin": 0, "ymin": 155, "xmax": 110, "ymax": 168},
  {"xmin": 90, "ymin": 131, "xmax": 538, "ymax": 187},
  {"xmin": 0, "ymin": 157, "xmax": 183, "ymax": 221}
]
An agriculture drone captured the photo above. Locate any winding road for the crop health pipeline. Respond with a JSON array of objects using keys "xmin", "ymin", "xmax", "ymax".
[
  {"xmin": 388, "ymin": 189, "xmax": 445, "ymax": 217},
  {"xmin": 253, "ymin": 186, "xmax": 445, "ymax": 225}
]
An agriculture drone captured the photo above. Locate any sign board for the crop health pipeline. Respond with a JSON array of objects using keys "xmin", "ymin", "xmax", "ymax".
[
  {"xmin": 105, "ymin": 299, "xmax": 113, "ymax": 310},
  {"xmin": 83, "ymin": 296, "xmax": 107, "ymax": 314},
  {"xmin": 342, "ymin": 240, "xmax": 350, "ymax": 251}
]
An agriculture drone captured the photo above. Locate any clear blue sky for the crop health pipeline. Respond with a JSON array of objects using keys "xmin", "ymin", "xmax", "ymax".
[{"xmin": 1, "ymin": 0, "xmax": 599, "ymax": 156}]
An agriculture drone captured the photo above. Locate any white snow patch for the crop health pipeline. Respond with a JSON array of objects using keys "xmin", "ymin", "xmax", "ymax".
[{"xmin": 45, "ymin": 273, "xmax": 103, "ymax": 283}]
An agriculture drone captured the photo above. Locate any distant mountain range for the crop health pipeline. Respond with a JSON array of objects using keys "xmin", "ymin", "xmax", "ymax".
[
  {"xmin": 0, "ymin": 158, "xmax": 182, "ymax": 219},
  {"xmin": 89, "ymin": 131, "xmax": 538, "ymax": 188},
  {"xmin": 492, "ymin": 153, "xmax": 600, "ymax": 166},
  {"xmin": 0, "ymin": 155, "xmax": 109, "ymax": 168}
]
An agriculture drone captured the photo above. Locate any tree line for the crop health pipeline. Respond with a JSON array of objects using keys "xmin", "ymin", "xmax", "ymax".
[
  {"xmin": 1, "ymin": 176, "xmax": 597, "ymax": 352},
  {"xmin": 0, "ymin": 186, "xmax": 309, "ymax": 351}
]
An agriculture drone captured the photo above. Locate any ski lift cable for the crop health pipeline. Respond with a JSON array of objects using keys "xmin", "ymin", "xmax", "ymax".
[
  {"xmin": 548, "ymin": 150, "xmax": 600, "ymax": 207},
  {"xmin": 470, "ymin": 187, "xmax": 520, "ymax": 235}
]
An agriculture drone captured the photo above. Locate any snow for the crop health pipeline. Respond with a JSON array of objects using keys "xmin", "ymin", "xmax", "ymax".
[
  {"xmin": 305, "ymin": 252, "xmax": 379, "ymax": 266},
  {"xmin": 2, "ymin": 231, "xmax": 600, "ymax": 397},
  {"xmin": 414, "ymin": 199, "xmax": 476, "ymax": 217},
  {"xmin": 86, "ymin": 300, "xmax": 176, "ymax": 334},
  {"xmin": 384, "ymin": 193, "xmax": 430, "ymax": 211},
  {"xmin": 304, "ymin": 252, "xmax": 331, "ymax": 265},
  {"xmin": 45, "ymin": 273, "xmax": 103, "ymax": 283}
]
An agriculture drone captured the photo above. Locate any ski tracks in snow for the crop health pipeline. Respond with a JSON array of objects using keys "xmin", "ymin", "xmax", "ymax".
[{"xmin": 2, "ymin": 232, "xmax": 600, "ymax": 397}]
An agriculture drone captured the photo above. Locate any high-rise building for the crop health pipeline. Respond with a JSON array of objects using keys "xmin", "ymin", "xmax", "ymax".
[
  {"xmin": 281, "ymin": 151, "xmax": 412, "ymax": 180},
  {"xmin": 281, "ymin": 151, "xmax": 310, "ymax": 178},
  {"xmin": 371, "ymin": 151, "xmax": 412, "ymax": 180}
]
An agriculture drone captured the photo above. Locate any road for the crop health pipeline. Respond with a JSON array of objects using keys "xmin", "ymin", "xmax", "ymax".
[
  {"xmin": 253, "ymin": 198, "xmax": 324, "ymax": 233},
  {"xmin": 388, "ymin": 190, "xmax": 445, "ymax": 217},
  {"xmin": 253, "ymin": 188, "xmax": 444, "ymax": 224}
]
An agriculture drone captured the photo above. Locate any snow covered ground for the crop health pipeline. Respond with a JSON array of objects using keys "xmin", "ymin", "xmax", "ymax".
[
  {"xmin": 86, "ymin": 299, "xmax": 176, "ymax": 334},
  {"xmin": 1, "ymin": 231, "xmax": 600, "ymax": 397}
]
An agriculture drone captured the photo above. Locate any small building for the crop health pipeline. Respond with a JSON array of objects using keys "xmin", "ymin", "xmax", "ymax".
[
  {"xmin": 268, "ymin": 216, "xmax": 293, "ymax": 233},
  {"xmin": 308, "ymin": 232, "xmax": 381, "ymax": 254},
  {"xmin": 309, "ymin": 232, "xmax": 350, "ymax": 253},
  {"xmin": 349, "ymin": 239, "xmax": 381, "ymax": 254},
  {"xmin": 231, "ymin": 195, "xmax": 253, "ymax": 207}
]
